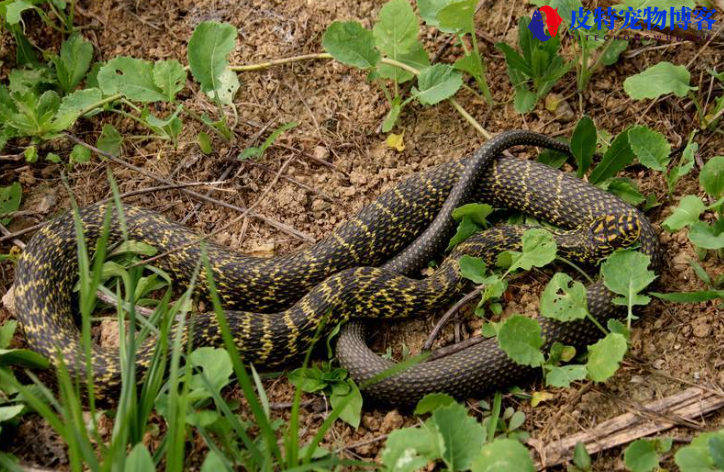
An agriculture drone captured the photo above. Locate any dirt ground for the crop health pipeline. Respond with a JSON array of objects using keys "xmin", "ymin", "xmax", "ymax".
[{"xmin": 1, "ymin": 0, "xmax": 724, "ymax": 470}]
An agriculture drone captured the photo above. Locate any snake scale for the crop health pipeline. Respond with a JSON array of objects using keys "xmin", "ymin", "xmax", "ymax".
[{"xmin": 13, "ymin": 131, "xmax": 660, "ymax": 404}]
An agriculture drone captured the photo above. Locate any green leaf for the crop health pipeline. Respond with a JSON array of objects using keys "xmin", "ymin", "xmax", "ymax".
[
  {"xmin": 471, "ymin": 438, "xmax": 535, "ymax": 472},
  {"xmin": 153, "ymin": 59, "xmax": 186, "ymax": 102},
  {"xmin": 628, "ymin": 125, "xmax": 671, "ymax": 171},
  {"xmin": 545, "ymin": 364, "xmax": 587, "ymax": 388},
  {"xmin": 624, "ymin": 61, "xmax": 696, "ymax": 100},
  {"xmin": 497, "ymin": 315, "xmax": 544, "ymax": 367},
  {"xmin": 0, "ymin": 321, "xmax": 17, "ymax": 349},
  {"xmin": 537, "ymin": 148, "xmax": 568, "ymax": 169},
  {"xmin": 601, "ymin": 250, "xmax": 656, "ymax": 323},
  {"xmin": 378, "ymin": 42, "xmax": 430, "ymax": 84},
  {"xmin": 623, "ymin": 439, "xmax": 659, "ymax": 472},
  {"xmin": 200, "ymin": 451, "xmax": 225, "ymax": 472},
  {"xmin": 187, "ymin": 21, "xmax": 238, "ymax": 92},
  {"xmin": 69, "ymin": 144, "xmax": 91, "ymax": 164},
  {"xmin": 288, "ymin": 367, "xmax": 327, "ymax": 393},
  {"xmin": 448, "ymin": 216, "xmax": 480, "ymax": 250},
  {"xmin": 414, "ymin": 393, "xmax": 456, "ymax": 415},
  {"xmin": 54, "ymin": 33, "xmax": 93, "ymax": 93},
  {"xmin": 198, "ymin": 131, "xmax": 212, "ymax": 155},
  {"xmin": 540, "ymin": 273, "xmax": 588, "ymax": 322},
  {"xmin": 412, "ymin": 64, "xmax": 463, "ymax": 106},
  {"xmin": 330, "ymin": 380, "xmax": 363, "ymax": 428},
  {"xmin": 382, "ymin": 424, "xmax": 443, "ymax": 472},
  {"xmin": 598, "ymin": 177, "xmax": 645, "ymax": 207},
  {"xmin": 662, "ymin": 195, "xmax": 705, "ymax": 232},
  {"xmin": 651, "ymin": 290, "xmax": 724, "ymax": 303},
  {"xmin": 97, "ymin": 123, "xmax": 123, "ymax": 156},
  {"xmin": 589, "ymin": 129, "xmax": 635, "ymax": 184},
  {"xmin": 127, "ymin": 444, "xmax": 155, "ymax": 472},
  {"xmin": 675, "ymin": 431, "xmax": 724, "ymax": 472},
  {"xmin": 700, "ymin": 155, "xmax": 724, "ymax": 198},
  {"xmin": 382, "ymin": 97, "xmax": 403, "ymax": 133},
  {"xmin": 4, "ymin": 1, "xmax": 33, "ymax": 25},
  {"xmin": 453, "ymin": 52, "xmax": 492, "ymax": 105},
  {"xmin": 586, "ymin": 333, "xmax": 627, "ymax": 382},
  {"xmin": 0, "ymin": 348, "xmax": 50, "ymax": 368},
  {"xmin": 688, "ymin": 222, "xmax": 724, "ymax": 250},
  {"xmin": 571, "ymin": 115, "xmax": 596, "ymax": 177},
  {"xmin": 189, "ymin": 347, "xmax": 233, "ymax": 393},
  {"xmin": 513, "ymin": 88, "xmax": 536, "ymax": 114},
  {"xmin": 0, "ymin": 404, "xmax": 24, "ymax": 425},
  {"xmin": 459, "ymin": 255, "xmax": 487, "ymax": 285},
  {"xmin": 573, "ymin": 441, "xmax": 592, "ymax": 471},
  {"xmin": 453, "ymin": 203, "xmax": 493, "ymax": 226},
  {"xmin": 24, "ymin": 145, "xmax": 37, "ymax": 163},
  {"xmin": 204, "ymin": 67, "xmax": 239, "ymax": 105},
  {"xmin": 52, "ymin": 87, "xmax": 104, "ymax": 130},
  {"xmin": 417, "ymin": 0, "xmax": 456, "ymax": 28},
  {"xmin": 0, "ymin": 182, "xmax": 22, "ymax": 224},
  {"xmin": 507, "ymin": 228, "xmax": 557, "ymax": 272},
  {"xmin": 323, "ymin": 21, "xmax": 380, "ymax": 70},
  {"xmin": 667, "ymin": 141, "xmax": 697, "ymax": 193},
  {"xmin": 431, "ymin": 402, "xmax": 486, "ymax": 471},
  {"xmin": 97, "ymin": 57, "xmax": 168, "ymax": 102},
  {"xmin": 373, "ymin": 0, "xmax": 419, "ymax": 57},
  {"xmin": 238, "ymin": 121, "xmax": 298, "ymax": 160},
  {"xmin": 437, "ymin": 0, "xmax": 477, "ymax": 34}
]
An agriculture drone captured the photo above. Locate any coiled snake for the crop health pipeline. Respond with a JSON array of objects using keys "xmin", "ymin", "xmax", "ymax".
[{"xmin": 13, "ymin": 131, "xmax": 660, "ymax": 404}]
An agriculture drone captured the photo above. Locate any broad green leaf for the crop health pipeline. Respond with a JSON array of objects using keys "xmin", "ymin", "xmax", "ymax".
[
  {"xmin": 513, "ymin": 88, "xmax": 536, "ymax": 114},
  {"xmin": 437, "ymin": 0, "xmax": 477, "ymax": 34},
  {"xmin": 537, "ymin": 148, "xmax": 568, "ymax": 169},
  {"xmin": 540, "ymin": 273, "xmax": 588, "ymax": 322},
  {"xmin": 598, "ymin": 177, "xmax": 645, "ymax": 206},
  {"xmin": 323, "ymin": 21, "xmax": 380, "ymax": 70},
  {"xmin": 662, "ymin": 195, "xmax": 704, "ymax": 232},
  {"xmin": 688, "ymin": 222, "xmax": 724, "ymax": 250},
  {"xmin": 601, "ymin": 250, "xmax": 656, "ymax": 323},
  {"xmin": 373, "ymin": 0, "xmax": 419, "ymax": 57},
  {"xmin": 497, "ymin": 315, "xmax": 544, "ymax": 367},
  {"xmin": 4, "ymin": 1, "xmax": 33, "ymax": 24},
  {"xmin": 378, "ymin": 42, "xmax": 430, "ymax": 84},
  {"xmin": 506, "ymin": 229, "xmax": 557, "ymax": 272},
  {"xmin": 412, "ymin": 64, "xmax": 463, "ymax": 106},
  {"xmin": 589, "ymin": 129, "xmax": 635, "ymax": 184},
  {"xmin": 189, "ymin": 347, "xmax": 233, "ymax": 393},
  {"xmin": 628, "ymin": 125, "xmax": 671, "ymax": 171},
  {"xmin": 205, "ymin": 67, "xmax": 239, "ymax": 105},
  {"xmin": 495, "ymin": 42, "xmax": 533, "ymax": 79},
  {"xmin": 586, "ymin": 333, "xmax": 627, "ymax": 382},
  {"xmin": 417, "ymin": 0, "xmax": 456, "ymax": 28},
  {"xmin": 96, "ymin": 123, "xmax": 123, "ymax": 156},
  {"xmin": 53, "ymin": 87, "xmax": 104, "ymax": 130},
  {"xmin": 675, "ymin": 430, "xmax": 724, "ymax": 472},
  {"xmin": 200, "ymin": 451, "xmax": 225, "ymax": 472},
  {"xmin": 288, "ymin": 367, "xmax": 327, "ymax": 393},
  {"xmin": 414, "ymin": 393, "xmax": 456, "ymax": 415},
  {"xmin": 447, "ymin": 215, "xmax": 481, "ymax": 250},
  {"xmin": 153, "ymin": 59, "xmax": 186, "ymax": 102},
  {"xmin": 55, "ymin": 33, "xmax": 93, "ymax": 93},
  {"xmin": 382, "ymin": 96, "xmax": 403, "ymax": 132},
  {"xmin": 0, "ymin": 182, "xmax": 22, "ymax": 224},
  {"xmin": 70, "ymin": 144, "xmax": 91, "ymax": 164},
  {"xmin": 431, "ymin": 402, "xmax": 486, "ymax": 471},
  {"xmin": 453, "ymin": 203, "xmax": 493, "ymax": 226},
  {"xmin": 624, "ymin": 61, "xmax": 696, "ymax": 100},
  {"xmin": 571, "ymin": 115, "xmax": 596, "ymax": 177},
  {"xmin": 623, "ymin": 439, "xmax": 660, "ymax": 472},
  {"xmin": 127, "ymin": 444, "xmax": 155, "ymax": 472},
  {"xmin": 330, "ymin": 380, "xmax": 363, "ymax": 428},
  {"xmin": 472, "ymin": 438, "xmax": 535, "ymax": 472},
  {"xmin": 0, "ymin": 404, "xmax": 24, "ymax": 424},
  {"xmin": 98, "ymin": 57, "xmax": 168, "ymax": 102},
  {"xmin": 198, "ymin": 131, "xmax": 212, "ymax": 154},
  {"xmin": 453, "ymin": 52, "xmax": 492, "ymax": 104},
  {"xmin": 187, "ymin": 21, "xmax": 238, "ymax": 92},
  {"xmin": 23, "ymin": 146, "xmax": 37, "ymax": 163},
  {"xmin": 545, "ymin": 364, "xmax": 587, "ymax": 388},
  {"xmin": 667, "ymin": 141, "xmax": 697, "ymax": 193},
  {"xmin": 651, "ymin": 290, "xmax": 724, "ymax": 303},
  {"xmin": 700, "ymin": 155, "xmax": 724, "ymax": 198},
  {"xmin": 573, "ymin": 441, "xmax": 592, "ymax": 471},
  {"xmin": 0, "ymin": 320, "xmax": 17, "ymax": 349},
  {"xmin": 382, "ymin": 424, "xmax": 444, "ymax": 472},
  {"xmin": 459, "ymin": 255, "xmax": 487, "ymax": 285}
]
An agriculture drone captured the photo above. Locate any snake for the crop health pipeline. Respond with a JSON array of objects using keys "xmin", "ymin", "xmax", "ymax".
[{"xmin": 12, "ymin": 130, "xmax": 660, "ymax": 404}]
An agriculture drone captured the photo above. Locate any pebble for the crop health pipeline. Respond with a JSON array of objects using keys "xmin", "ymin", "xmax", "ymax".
[
  {"xmin": 380, "ymin": 410, "xmax": 404, "ymax": 433},
  {"xmin": 652, "ymin": 359, "xmax": 665, "ymax": 370}
]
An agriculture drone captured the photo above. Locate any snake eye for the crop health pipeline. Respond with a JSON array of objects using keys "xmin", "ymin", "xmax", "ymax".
[{"xmin": 590, "ymin": 213, "xmax": 641, "ymax": 249}]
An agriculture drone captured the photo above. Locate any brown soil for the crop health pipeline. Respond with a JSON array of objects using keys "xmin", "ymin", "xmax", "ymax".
[{"xmin": 1, "ymin": 1, "xmax": 724, "ymax": 470}]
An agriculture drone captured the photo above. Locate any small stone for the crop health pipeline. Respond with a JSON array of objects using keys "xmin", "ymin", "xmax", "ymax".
[
  {"xmin": 1, "ymin": 286, "xmax": 15, "ymax": 315},
  {"xmin": 652, "ymin": 359, "xmax": 665, "ymax": 370},
  {"xmin": 362, "ymin": 415, "xmax": 380, "ymax": 432},
  {"xmin": 380, "ymin": 410, "xmax": 404, "ymax": 433},
  {"xmin": 312, "ymin": 199, "xmax": 331, "ymax": 212}
]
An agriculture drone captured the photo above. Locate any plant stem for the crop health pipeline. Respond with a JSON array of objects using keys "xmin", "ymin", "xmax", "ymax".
[
  {"xmin": 77, "ymin": 93, "xmax": 122, "ymax": 117},
  {"xmin": 230, "ymin": 54, "xmax": 491, "ymax": 139}
]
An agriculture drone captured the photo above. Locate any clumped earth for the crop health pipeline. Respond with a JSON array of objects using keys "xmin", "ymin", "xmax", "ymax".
[{"xmin": 1, "ymin": 0, "xmax": 724, "ymax": 470}]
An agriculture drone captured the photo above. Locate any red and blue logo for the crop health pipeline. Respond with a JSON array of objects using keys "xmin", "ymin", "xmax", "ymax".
[{"xmin": 527, "ymin": 6, "xmax": 564, "ymax": 42}]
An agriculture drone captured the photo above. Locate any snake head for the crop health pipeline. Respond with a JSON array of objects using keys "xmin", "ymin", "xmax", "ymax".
[{"xmin": 589, "ymin": 213, "xmax": 642, "ymax": 252}]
